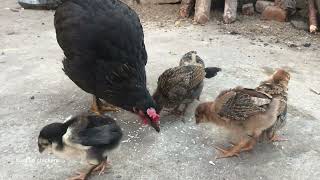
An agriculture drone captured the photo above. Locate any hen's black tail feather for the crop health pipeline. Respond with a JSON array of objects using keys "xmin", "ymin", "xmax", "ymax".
[{"xmin": 204, "ymin": 67, "xmax": 221, "ymax": 78}]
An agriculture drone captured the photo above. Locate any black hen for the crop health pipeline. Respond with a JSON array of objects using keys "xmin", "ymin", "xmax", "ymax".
[{"xmin": 54, "ymin": 0, "xmax": 160, "ymax": 132}]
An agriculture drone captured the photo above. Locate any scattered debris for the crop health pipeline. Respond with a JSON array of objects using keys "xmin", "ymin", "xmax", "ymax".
[
  {"xmin": 10, "ymin": 7, "xmax": 23, "ymax": 12},
  {"xmin": 174, "ymin": 20, "xmax": 181, "ymax": 26},
  {"xmin": 115, "ymin": 175, "xmax": 122, "ymax": 178},
  {"xmin": 242, "ymin": 3, "xmax": 254, "ymax": 16},
  {"xmin": 287, "ymin": 42, "xmax": 297, "ymax": 48},
  {"xmin": 309, "ymin": 88, "xmax": 320, "ymax": 95},
  {"xmin": 7, "ymin": 31, "xmax": 15, "ymax": 35},
  {"xmin": 229, "ymin": 31, "xmax": 240, "ymax": 35},
  {"xmin": 303, "ymin": 43, "xmax": 311, "ymax": 47}
]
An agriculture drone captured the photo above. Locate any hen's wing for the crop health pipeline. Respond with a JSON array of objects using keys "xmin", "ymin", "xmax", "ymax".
[
  {"xmin": 55, "ymin": 0, "xmax": 147, "ymax": 65},
  {"xmin": 158, "ymin": 65, "xmax": 205, "ymax": 101},
  {"xmin": 55, "ymin": 0, "xmax": 151, "ymax": 110},
  {"xmin": 217, "ymin": 88, "xmax": 272, "ymax": 121}
]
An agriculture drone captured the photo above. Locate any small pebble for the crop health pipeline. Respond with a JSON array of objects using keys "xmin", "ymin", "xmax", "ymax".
[
  {"xmin": 303, "ymin": 43, "xmax": 311, "ymax": 47},
  {"xmin": 30, "ymin": 96, "xmax": 35, "ymax": 100},
  {"xmin": 209, "ymin": 161, "xmax": 215, "ymax": 166}
]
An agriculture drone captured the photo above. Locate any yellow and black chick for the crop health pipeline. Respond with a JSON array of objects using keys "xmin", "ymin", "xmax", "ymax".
[
  {"xmin": 38, "ymin": 113, "xmax": 122, "ymax": 180},
  {"xmin": 153, "ymin": 51, "xmax": 221, "ymax": 118}
]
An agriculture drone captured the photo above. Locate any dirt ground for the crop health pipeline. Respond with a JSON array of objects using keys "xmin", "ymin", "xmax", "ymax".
[{"xmin": 0, "ymin": 1, "xmax": 320, "ymax": 180}]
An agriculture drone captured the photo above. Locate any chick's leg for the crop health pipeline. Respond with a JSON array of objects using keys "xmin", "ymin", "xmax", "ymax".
[
  {"xmin": 269, "ymin": 133, "xmax": 288, "ymax": 142},
  {"xmin": 215, "ymin": 139, "xmax": 249, "ymax": 159},
  {"xmin": 92, "ymin": 159, "xmax": 110, "ymax": 175},
  {"xmin": 67, "ymin": 165, "xmax": 97, "ymax": 180},
  {"xmin": 172, "ymin": 105, "xmax": 183, "ymax": 116},
  {"xmin": 240, "ymin": 139, "xmax": 257, "ymax": 152}
]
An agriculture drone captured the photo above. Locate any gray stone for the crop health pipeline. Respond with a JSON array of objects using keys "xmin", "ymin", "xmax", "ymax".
[
  {"xmin": 242, "ymin": 3, "xmax": 255, "ymax": 15},
  {"xmin": 255, "ymin": 0, "xmax": 274, "ymax": 13}
]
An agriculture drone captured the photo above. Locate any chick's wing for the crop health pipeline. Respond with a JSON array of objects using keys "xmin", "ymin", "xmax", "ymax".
[{"xmin": 217, "ymin": 88, "xmax": 272, "ymax": 121}]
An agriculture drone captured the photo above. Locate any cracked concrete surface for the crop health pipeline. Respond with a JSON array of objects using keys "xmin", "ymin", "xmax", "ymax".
[{"xmin": 0, "ymin": 1, "xmax": 320, "ymax": 180}]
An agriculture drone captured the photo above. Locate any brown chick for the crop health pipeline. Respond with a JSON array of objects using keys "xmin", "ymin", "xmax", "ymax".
[
  {"xmin": 195, "ymin": 70, "xmax": 289, "ymax": 158},
  {"xmin": 256, "ymin": 69, "xmax": 290, "ymax": 142},
  {"xmin": 153, "ymin": 52, "xmax": 221, "ymax": 118},
  {"xmin": 153, "ymin": 65, "xmax": 221, "ymax": 118}
]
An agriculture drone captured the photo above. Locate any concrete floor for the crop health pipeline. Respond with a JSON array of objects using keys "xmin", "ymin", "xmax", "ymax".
[{"xmin": 1, "ymin": 1, "xmax": 320, "ymax": 180}]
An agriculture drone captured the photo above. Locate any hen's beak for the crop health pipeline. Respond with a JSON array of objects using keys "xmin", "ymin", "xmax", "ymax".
[{"xmin": 149, "ymin": 119, "xmax": 160, "ymax": 132}]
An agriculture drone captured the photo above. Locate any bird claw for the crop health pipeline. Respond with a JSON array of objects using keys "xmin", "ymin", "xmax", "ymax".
[
  {"xmin": 214, "ymin": 146, "xmax": 240, "ymax": 159},
  {"xmin": 67, "ymin": 171, "xmax": 87, "ymax": 180},
  {"xmin": 92, "ymin": 160, "xmax": 110, "ymax": 176},
  {"xmin": 269, "ymin": 135, "xmax": 288, "ymax": 143},
  {"xmin": 100, "ymin": 105, "xmax": 120, "ymax": 113}
]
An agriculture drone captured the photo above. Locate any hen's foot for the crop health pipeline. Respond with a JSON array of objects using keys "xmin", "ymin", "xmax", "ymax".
[
  {"xmin": 92, "ymin": 160, "xmax": 110, "ymax": 175},
  {"xmin": 214, "ymin": 146, "xmax": 240, "ymax": 159},
  {"xmin": 99, "ymin": 103, "xmax": 120, "ymax": 113},
  {"xmin": 67, "ymin": 171, "xmax": 89, "ymax": 180},
  {"xmin": 269, "ymin": 134, "xmax": 288, "ymax": 142},
  {"xmin": 90, "ymin": 96, "xmax": 101, "ymax": 115},
  {"xmin": 90, "ymin": 96, "xmax": 120, "ymax": 114}
]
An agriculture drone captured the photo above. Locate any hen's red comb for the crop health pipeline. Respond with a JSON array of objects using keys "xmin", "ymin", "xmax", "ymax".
[{"xmin": 147, "ymin": 108, "xmax": 160, "ymax": 123}]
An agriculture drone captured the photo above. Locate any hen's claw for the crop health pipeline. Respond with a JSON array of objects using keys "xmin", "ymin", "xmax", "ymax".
[{"xmin": 99, "ymin": 104, "xmax": 120, "ymax": 113}]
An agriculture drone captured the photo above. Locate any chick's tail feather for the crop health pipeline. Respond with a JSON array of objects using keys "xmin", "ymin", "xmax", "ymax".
[{"xmin": 204, "ymin": 67, "xmax": 221, "ymax": 78}]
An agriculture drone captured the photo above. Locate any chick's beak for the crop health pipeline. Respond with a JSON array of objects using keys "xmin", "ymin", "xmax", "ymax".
[{"xmin": 38, "ymin": 146, "xmax": 45, "ymax": 153}]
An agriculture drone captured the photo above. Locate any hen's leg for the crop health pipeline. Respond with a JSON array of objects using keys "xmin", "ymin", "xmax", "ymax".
[
  {"xmin": 90, "ymin": 95, "xmax": 101, "ymax": 115},
  {"xmin": 98, "ymin": 101, "xmax": 120, "ymax": 113},
  {"xmin": 90, "ymin": 95, "xmax": 119, "ymax": 114}
]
